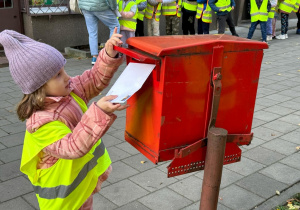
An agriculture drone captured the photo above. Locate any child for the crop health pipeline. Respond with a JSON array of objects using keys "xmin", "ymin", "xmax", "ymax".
[
  {"xmin": 209, "ymin": 0, "xmax": 239, "ymax": 36},
  {"xmin": 162, "ymin": 0, "xmax": 182, "ymax": 35},
  {"xmin": 276, "ymin": 0, "xmax": 297, "ymax": 39},
  {"xmin": 145, "ymin": 0, "xmax": 162, "ymax": 36},
  {"xmin": 247, "ymin": 0, "xmax": 271, "ymax": 43},
  {"xmin": 117, "ymin": 0, "xmax": 138, "ymax": 47},
  {"xmin": 0, "ymin": 28, "xmax": 128, "ymax": 210},
  {"xmin": 266, "ymin": 0, "xmax": 277, "ymax": 41},
  {"xmin": 196, "ymin": 0, "xmax": 212, "ymax": 34},
  {"xmin": 135, "ymin": 0, "xmax": 147, "ymax": 36},
  {"xmin": 181, "ymin": 0, "xmax": 197, "ymax": 35}
]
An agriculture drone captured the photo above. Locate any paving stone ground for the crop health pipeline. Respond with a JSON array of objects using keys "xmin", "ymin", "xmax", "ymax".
[{"xmin": 0, "ymin": 20, "xmax": 299, "ymax": 210}]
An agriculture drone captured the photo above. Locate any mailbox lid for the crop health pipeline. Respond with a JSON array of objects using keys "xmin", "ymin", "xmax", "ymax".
[{"xmin": 127, "ymin": 34, "xmax": 268, "ymax": 57}]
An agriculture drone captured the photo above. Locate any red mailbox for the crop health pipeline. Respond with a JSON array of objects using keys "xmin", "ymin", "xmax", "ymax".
[{"xmin": 115, "ymin": 35, "xmax": 268, "ymax": 178}]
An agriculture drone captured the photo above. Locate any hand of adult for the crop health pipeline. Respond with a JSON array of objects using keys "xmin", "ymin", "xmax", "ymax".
[{"xmin": 105, "ymin": 27, "xmax": 123, "ymax": 58}]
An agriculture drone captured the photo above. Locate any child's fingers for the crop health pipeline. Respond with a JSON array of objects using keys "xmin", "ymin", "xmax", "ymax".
[
  {"xmin": 102, "ymin": 95, "xmax": 118, "ymax": 102},
  {"xmin": 113, "ymin": 27, "xmax": 118, "ymax": 35},
  {"xmin": 116, "ymin": 104, "xmax": 130, "ymax": 111}
]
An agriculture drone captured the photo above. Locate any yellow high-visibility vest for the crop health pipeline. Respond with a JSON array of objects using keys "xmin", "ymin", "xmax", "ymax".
[
  {"xmin": 279, "ymin": 0, "xmax": 297, "ymax": 13},
  {"xmin": 196, "ymin": 3, "xmax": 212, "ymax": 23},
  {"xmin": 162, "ymin": 1, "xmax": 177, "ymax": 15},
  {"xmin": 293, "ymin": 0, "xmax": 300, "ymax": 12},
  {"xmin": 118, "ymin": 0, "xmax": 138, "ymax": 30},
  {"xmin": 145, "ymin": 3, "xmax": 162, "ymax": 21},
  {"xmin": 136, "ymin": 0, "xmax": 146, "ymax": 21},
  {"xmin": 20, "ymin": 92, "xmax": 111, "ymax": 210},
  {"xmin": 215, "ymin": 0, "xmax": 231, "ymax": 12},
  {"xmin": 268, "ymin": 7, "xmax": 275, "ymax": 18},
  {"xmin": 182, "ymin": 0, "xmax": 197, "ymax": 11},
  {"xmin": 250, "ymin": 0, "xmax": 268, "ymax": 22}
]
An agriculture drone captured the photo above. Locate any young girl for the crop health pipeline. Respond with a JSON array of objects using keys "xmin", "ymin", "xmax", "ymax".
[{"xmin": 0, "ymin": 28, "xmax": 128, "ymax": 210}]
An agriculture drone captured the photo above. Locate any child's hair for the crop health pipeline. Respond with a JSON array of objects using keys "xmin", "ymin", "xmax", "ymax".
[{"xmin": 17, "ymin": 85, "xmax": 46, "ymax": 121}]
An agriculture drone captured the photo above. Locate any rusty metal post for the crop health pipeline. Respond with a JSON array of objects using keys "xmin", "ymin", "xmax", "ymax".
[{"xmin": 200, "ymin": 127, "xmax": 227, "ymax": 210}]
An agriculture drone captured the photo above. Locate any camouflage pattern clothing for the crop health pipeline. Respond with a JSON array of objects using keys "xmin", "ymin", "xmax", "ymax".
[{"xmin": 166, "ymin": 15, "xmax": 180, "ymax": 35}]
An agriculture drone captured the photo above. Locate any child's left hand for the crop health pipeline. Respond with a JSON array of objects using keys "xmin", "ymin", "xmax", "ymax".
[{"xmin": 105, "ymin": 27, "xmax": 123, "ymax": 58}]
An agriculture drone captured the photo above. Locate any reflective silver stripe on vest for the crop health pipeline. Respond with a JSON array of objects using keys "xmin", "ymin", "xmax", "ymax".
[
  {"xmin": 119, "ymin": 17, "xmax": 137, "ymax": 22},
  {"xmin": 251, "ymin": 12, "xmax": 268, "ymax": 16},
  {"xmin": 32, "ymin": 141, "xmax": 106, "ymax": 199},
  {"xmin": 218, "ymin": 5, "xmax": 230, "ymax": 10},
  {"xmin": 184, "ymin": 0, "xmax": 197, "ymax": 5},
  {"xmin": 281, "ymin": 1, "xmax": 295, "ymax": 8},
  {"xmin": 162, "ymin": 8, "xmax": 177, "ymax": 12}
]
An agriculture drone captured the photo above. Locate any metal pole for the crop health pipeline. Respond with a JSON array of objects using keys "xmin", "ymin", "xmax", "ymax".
[{"xmin": 200, "ymin": 127, "xmax": 227, "ymax": 210}]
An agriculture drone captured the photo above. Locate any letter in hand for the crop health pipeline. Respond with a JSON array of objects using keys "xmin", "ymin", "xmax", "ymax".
[
  {"xmin": 97, "ymin": 95, "xmax": 129, "ymax": 113},
  {"xmin": 105, "ymin": 27, "xmax": 123, "ymax": 58}
]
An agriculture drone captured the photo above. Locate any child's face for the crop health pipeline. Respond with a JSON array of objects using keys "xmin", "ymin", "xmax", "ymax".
[{"xmin": 44, "ymin": 67, "xmax": 71, "ymax": 97}]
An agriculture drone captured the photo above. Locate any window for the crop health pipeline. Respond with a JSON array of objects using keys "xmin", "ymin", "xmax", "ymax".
[{"xmin": 0, "ymin": 0, "xmax": 13, "ymax": 8}]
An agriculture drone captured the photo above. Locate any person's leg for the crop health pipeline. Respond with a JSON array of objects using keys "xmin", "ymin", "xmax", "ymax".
[
  {"xmin": 182, "ymin": 10, "xmax": 189, "ymax": 35},
  {"xmin": 217, "ymin": 15, "xmax": 226, "ymax": 34},
  {"xmin": 147, "ymin": 18, "xmax": 153, "ymax": 36},
  {"xmin": 135, "ymin": 19, "xmax": 143, "ymax": 36},
  {"xmin": 188, "ymin": 14, "xmax": 195, "ymax": 34},
  {"xmin": 272, "ymin": 17, "xmax": 277, "ymax": 38},
  {"xmin": 172, "ymin": 15, "xmax": 180, "ymax": 35},
  {"xmin": 203, "ymin": 22, "xmax": 209, "ymax": 34},
  {"xmin": 198, "ymin": 18, "xmax": 204, "ymax": 34},
  {"xmin": 284, "ymin": 13, "xmax": 289, "ymax": 35},
  {"xmin": 260, "ymin": 21, "xmax": 267, "ymax": 42},
  {"xmin": 226, "ymin": 12, "xmax": 238, "ymax": 36},
  {"xmin": 82, "ymin": 10, "xmax": 99, "ymax": 57},
  {"xmin": 297, "ymin": 11, "xmax": 300, "ymax": 34},
  {"xmin": 247, "ymin": 21, "xmax": 258, "ymax": 39},
  {"xmin": 280, "ymin": 13, "xmax": 285, "ymax": 35},
  {"xmin": 153, "ymin": 19, "xmax": 160, "ymax": 36},
  {"xmin": 266, "ymin": 18, "xmax": 272, "ymax": 40},
  {"xmin": 93, "ymin": 9, "xmax": 120, "ymax": 38},
  {"xmin": 166, "ymin": 16, "xmax": 172, "ymax": 35}
]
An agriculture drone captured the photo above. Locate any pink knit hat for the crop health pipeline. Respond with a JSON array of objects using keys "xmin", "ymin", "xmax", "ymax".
[{"xmin": 0, "ymin": 30, "xmax": 66, "ymax": 94}]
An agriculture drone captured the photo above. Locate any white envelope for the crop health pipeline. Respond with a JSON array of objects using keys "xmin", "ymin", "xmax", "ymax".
[{"xmin": 106, "ymin": 62, "xmax": 156, "ymax": 103}]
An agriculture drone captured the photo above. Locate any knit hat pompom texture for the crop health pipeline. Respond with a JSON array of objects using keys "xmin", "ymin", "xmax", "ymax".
[{"xmin": 0, "ymin": 30, "xmax": 66, "ymax": 94}]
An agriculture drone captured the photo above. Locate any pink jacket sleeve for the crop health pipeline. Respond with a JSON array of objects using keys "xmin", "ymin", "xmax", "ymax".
[
  {"xmin": 42, "ymin": 103, "xmax": 117, "ymax": 159},
  {"xmin": 71, "ymin": 48, "xmax": 124, "ymax": 103}
]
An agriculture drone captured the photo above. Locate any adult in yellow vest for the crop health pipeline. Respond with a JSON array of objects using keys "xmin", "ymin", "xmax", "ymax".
[
  {"xmin": 162, "ymin": 0, "xmax": 182, "ymax": 35},
  {"xmin": 135, "ymin": 0, "xmax": 147, "ymax": 36},
  {"xmin": 295, "ymin": 1, "xmax": 300, "ymax": 34},
  {"xmin": 196, "ymin": 0, "xmax": 211, "ymax": 34},
  {"xmin": 181, "ymin": 0, "xmax": 198, "ymax": 34},
  {"xmin": 247, "ymin": 0, "xmax": 270, "ymax": 43},
  {"xmin": 276, "ymin": 0, "xmax": 297, "ymax": 39},
  {"xmin": 208, "ymin": 0, "xmax": 239, "ymax": 36},
  {"xmin": 266, "ymin": 0, "xmax": 276, "ymax": 41},
  {"xmin": 117, "ymin": 0, "xmax": 138, "ymax": 47},
  {"xmin": 145, "ymin": 0, "xmax": 162, "ymax": 36}
]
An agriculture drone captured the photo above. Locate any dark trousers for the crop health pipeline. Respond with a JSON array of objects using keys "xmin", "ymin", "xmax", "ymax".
[
  {"xmin": 247, "ymin": 20, "xmax": 267, "ymax": 42},
  {"xmin": 182, "ymin": 8, "xmax": 196, "ymax": 35},
  {"xmin": 197, "ymin": 18, "xmax": 210, "ymax": 34},
  {"xmin": 217, "ymin": 12, "xmax": 237, "ymax": 35},
  {"xmin": 280, "ymin": 13, "xmax": 289, "ymax": 34},
  {"xmin": 135, "ymin": 19, "xmax": 144, "ymax": 37},
  {"xmin": 297, "ymin": 11, "xmax": 300, "ymax": 29}
]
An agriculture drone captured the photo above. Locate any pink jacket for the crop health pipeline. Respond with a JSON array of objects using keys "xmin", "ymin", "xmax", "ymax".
[{"xmin": 26, "ymin": 49, "xmax": 123, "ymax": 194}]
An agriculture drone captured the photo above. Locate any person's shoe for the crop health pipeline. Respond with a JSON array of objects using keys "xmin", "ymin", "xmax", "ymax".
[
  {"xmin": 91, "ymin": 57, "xmax": 97, "ymax": 65},
  {"xmin": 267, "ymin": 35, "xmax": 272, "ymax": 41},
  {"xmin": 276, "ymin": 34, "xmax": 286, "ymax": 40},
  {"xmin": 285, "ymin": 34, "xmax": 288, "ymax": 39},
  {"xmin": 296, "ymin": 29, "xmax": 300, "ymax": 34},
  {"xmin": 233, "ymin": 33, "xmax": 239, "ymax": 37},
  {"xmin": 272, "ymin": 36, "xmax": 276, "ymax": 39}
]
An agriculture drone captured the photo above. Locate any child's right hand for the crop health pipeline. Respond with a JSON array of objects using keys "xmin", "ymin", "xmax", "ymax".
[{"xmin": 97, "ymin": 95, "xmax": 129, "ymax": 113}]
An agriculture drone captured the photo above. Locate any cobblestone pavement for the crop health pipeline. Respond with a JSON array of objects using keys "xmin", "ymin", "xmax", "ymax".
[{"xmin": 0, "ymin": 20, "xmax": 299, "ymax": 210}]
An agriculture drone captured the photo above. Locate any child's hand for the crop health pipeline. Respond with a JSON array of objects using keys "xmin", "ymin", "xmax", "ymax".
[
  {"xmin": 97, "ymin": 95, "xmax": 129, "ymax": 113},
  {"xmin": 105, "ymin": 27, "xmax": 123, "ymax": 58}
]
